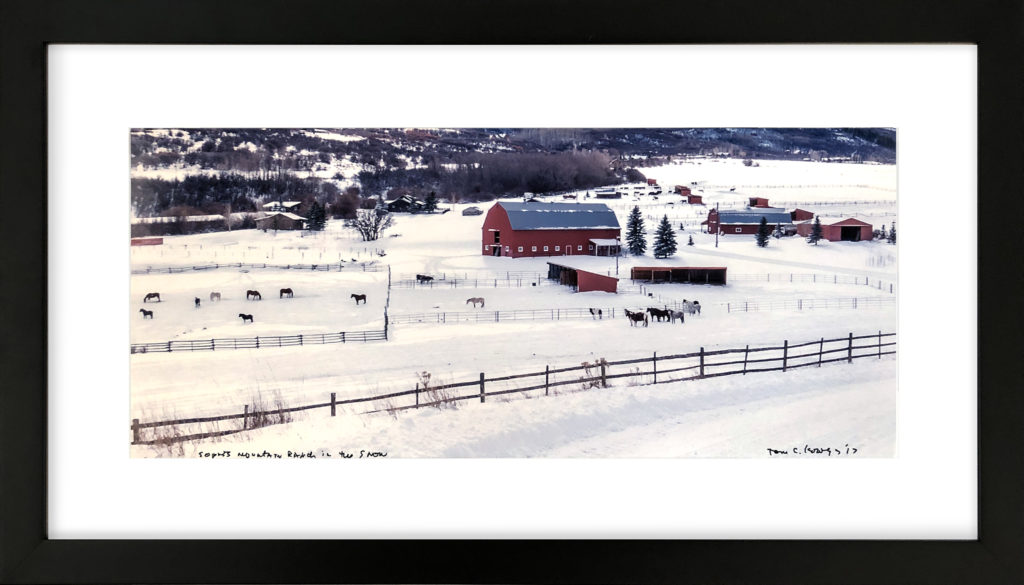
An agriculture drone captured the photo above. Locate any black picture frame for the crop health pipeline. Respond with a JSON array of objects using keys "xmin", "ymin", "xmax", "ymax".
[{"xmin": 2, "ymin": 1, "xmax": 1022, "ymax": 583}]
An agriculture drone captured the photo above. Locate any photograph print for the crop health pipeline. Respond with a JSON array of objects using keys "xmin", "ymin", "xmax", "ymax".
[{"xmin": 128, "ymin": 128, "xmax": 898, "ymax": 458}]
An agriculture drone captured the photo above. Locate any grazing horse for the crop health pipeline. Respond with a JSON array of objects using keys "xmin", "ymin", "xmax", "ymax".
[
  {"xmin": 139, "ymin": 308, "xmax": 153, "ymax": 319},
  {"xmin": 680, "ymin": 300, "xmax": 701, "ymax": 316},
  {"xmin": 351, "ymin": 293, "xmax": 367, "ymax": 305},
  {"xmin": 589, "ymin": 308, "xmax": 603, "ymax": 319},
  {"xmin": 280, "ymin": 288, "xmax": 293, "ymax": 298},
  {"xmin": 209, "ymin": 292, "xmax": 221, "ymax": 302},
  {"xmin": 238, "ymin": 313, "xmax": 253, "ymax": 323},
  {"xmin": 466, "ymin": 297, "xmax": 485, "ymax": 308},
  {"xmin": 143, "ymin": 292, "xmax": 160, "ymax": 303},
  {"xmin": 647, "ymin": 307, "xmax": 671, "ymax": 322},
  {"xmin": 416, "ymin": 274, "xmax": 434, "ymax": 283},
  {"xmin": 194, "ymin": 297, "xmax": 201, "ymax": 308},
  {"xmin": 246, "ymin": 290, "xmax": 261, "ymax": 300},
  {"xmin": 624, "ymin": 309, "xmax": 649, "ymax": 327},
  {"xmin": 668, "ymin": 310, "xmax": 686, "ymax": 324}
]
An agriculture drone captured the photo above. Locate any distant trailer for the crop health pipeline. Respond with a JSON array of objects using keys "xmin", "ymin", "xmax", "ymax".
[
  {"xmin": 630, "ymin": 266, "xmax": 727, "ymax": 285},
  {"xmin": 647, "ymin": 178, "xmax": 658, "ymax": 185},
  {"xmin": 547, "ymin": 262, "xmax": 618, "ymax": 293},
  {"xmin": 130, "ymin": 237, "xmax": 163, "ymax": 246}
]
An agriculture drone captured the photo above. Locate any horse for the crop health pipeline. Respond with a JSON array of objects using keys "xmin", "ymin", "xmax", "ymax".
[
  {"xmin": 668, "ymin": 310, "xmax": 686, "ymax": 324},
  {"xmin": 624, "ymin": 309, "xmax": 649, "ymax": 327},
  {"xmin": 589, "ymin": 308, "xmax": 603, "ymax": 320},
  {"xmin": 139, "ymin": 308, "xmax": 153, "ymax": 319},
  {"xmin": 351, "ymin": 293, "xmax": 367, "ymax": 305},
  {"xmin": 416, "ymin": 274, "xmax": 434, "ymax": 283},
  {"xmin": 280, "ymin": 288, "xmax": 293, "ymax": 298},
  {"xmin": 647, "ymin": 307, "xmax": 671, "ymax": 322},
  {"xmin": 143, "ymin": 292, "xmax": 160, "ymax": 303},
  {"xmin": 238, "ymin": 313, "xmax": 253, "ymax": 323},
  {"xmin": 194, "ymin": 297, "xmax": 201, "ymax": 308},
  {"xmin": 679, "ymin": 300, "xmax": 699, "ymax": 316},
  {"xmin": 246, "ymin": 290, "xmax": 261, "ymax": 300},
  {"xmin": 209, "ymin": 292, "xmax": 221, "ymax": 302},
  {"xmin": 466, "ymin": 297, "xmax": 485, "ymax": 308}
]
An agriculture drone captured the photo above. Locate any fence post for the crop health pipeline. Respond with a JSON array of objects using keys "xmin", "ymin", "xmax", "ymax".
[
  {"xmin": 699, "ymin": 347, "xmax": 705, "ymax": 378},
  {"xmin": 727, "ymin": 303, "xmax": 730, "ymax": 313},
  {"xmin": 331, "ymin": 392, "xmax": 336, "ymax": 416},
  {"xmin": 299, "ymin": 334, "xmax": 303, "ymax": 346},
  {"xmin": 479, "ymin": 373, "xmax": 485, "ymax": 403},
  {"xmin": 890, "ymin": 283, "xmax": 893, "ymax": 294},
  {"xmin": 782, "ymin": 340, "xmax": 788, "ymax": 372},
  {"xmin": 600, "ymin": 363, "xmax": 607, "ymax": 387},
  {"xmin": 742, "ymin": 345, "xmax": 749, "ymax": 374},
  {"xmin": 848, "ymin": 332, "xmax": 853, "ymax": 363},
  {"xmin": 878, "ymin": 330, "xmax": 882, "ymax": 358},
  {"xmin": 818, "ymin": 338, "xmax": 824, "ymax": 367},
  {"xmin": 341, "ymin": 331, "xmax": 346, "ymax": 343},
  {"xmin": 853, "ymin": 298, "xmax": 857, "ymax": 309},
  {"xmin": 243, "ymin": 405, "xmax": 249, "ymax": 430},
  {"xmin": 653, "ymin": 351, "xmax": 657, "ymax": 383},
  {"xmin": 167, "ymin": 341, "xmax": 172, "ymax": 353},
  {"xmin": 415, "ymin": 383, "xmax": 419, "ymax": 407},
  {"xmin": 255, "ymin": 336, "xmax": 260, "ymax": 349},
  {"xmin": 131, "ymin": 419, "xmax": 140, "ymax": 444}
]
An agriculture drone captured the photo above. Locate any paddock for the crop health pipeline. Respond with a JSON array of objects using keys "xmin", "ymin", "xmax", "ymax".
[{"xmin": 630, "ymin": 266, "xmax": 728, "ymax": 286}]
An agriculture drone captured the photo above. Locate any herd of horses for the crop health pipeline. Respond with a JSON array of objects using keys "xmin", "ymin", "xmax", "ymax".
[
  {"xmin": 623, "ymin": 301, "xmax": 701, "ymax": 327},
  {"xmin": 138, "ymin": 288, "xmax": 370, "ymax": 322}
]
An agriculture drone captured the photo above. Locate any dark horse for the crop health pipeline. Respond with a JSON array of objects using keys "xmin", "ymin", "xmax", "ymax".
[
  {"xmin": 416, "ymin": 274, "xmax": 434, "ymax": 283},
  {"xmin": 647, "ymin": 307, "xmax": 671, "ymax": 322},
  {"xmin": 143, "ymin": 292, "xmax": 161, "ymax": 303},
  {"xmin": 194, "ymin": 297, "xmax": 201, "ymax": 308},
  {"xmin": 589, "ymin": 308, "xmax": 603, "ymax": 319},
  {"xmin": 624, "ymin": 309, "xmax": 649, "ymax": 327},
  {"xmin": 238, "ymin": 313, "xmax": 253, "ymax": 323},
  {"xmin": 351, "ymin": 293, "xmax": 367, "ymax": 305},
  {"xmin": 280, "ymin": 288, "xmax": 293, "ymax": 298},
  {"xmin": 139, "ymin": 308, "xmax": 153, "ymax": 319},
  {"xmin": 246, "ymin": 290, "xmax": 262, "ymax": 300}
]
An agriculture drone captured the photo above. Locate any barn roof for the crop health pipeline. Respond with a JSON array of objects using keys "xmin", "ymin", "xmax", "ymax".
[
  {"xmin": 259, "ymin": 211, "xmax": 306, "ymax": 221},
  {"xmin": 262, "ymin": 201, "xmax": 302, "ymax": 208},
  {"xmin": 589, "ymin": 238, "xmax": 620, "ymax": 246},
  {"xmin": 717, "ymin": 209, "xmax": 793, "ymax": 224},
  {"xmin": 796, "ymin": 216, "xmax": 872, "ymax": 226},
  {"xmin": 498, "ymin": 201, "xmax": 620, "ymax": 230}
]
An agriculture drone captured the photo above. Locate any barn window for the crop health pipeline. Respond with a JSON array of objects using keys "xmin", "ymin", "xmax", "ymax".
[
  {"xmin": 589, "ymin": 244, "xmax": 595, "ymax": 251},
  {"xmin": 505, "ymin": 246, "xmax": 509, "ymax": 252},
  {"xmin": 544, "ymin": 245, "xmax": 549, "ymax": 251},
  {"xmin": 735, "ymin": 228, "xmax": 742, "ymax": 233},
  {"xmin": 555, "ymin": 245, "xmax": 560, "ymax": 251},
  {"xmin": 577, "ymin": 245, "xmax": 583, "ymax": 251},
  {"xmin": 518, "ymin": 246, "xmax": 524, "ymax": 252},
  {"xmin": 531, "ymin": 246, "xmax": 537, "ymax": 252}
]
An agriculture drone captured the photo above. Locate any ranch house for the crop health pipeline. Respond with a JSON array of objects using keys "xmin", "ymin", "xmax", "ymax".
[
  {"xmin": 262, "ymin": 200, "xmax": 303, "ymax": 213},
  {"xmin": 796, "ymin": 217, "xmax": 873, "ymax": 242},
  {"xmin": 481, "ymin": 201, "xmax": 621, "ymax": 258},
  {"xmin": 255, "ymin": 211, "xmax": 306, "ymax": 231},
  {"xmin": 703, "ymin": 208, "xmax": 795, "ymax": 235}
]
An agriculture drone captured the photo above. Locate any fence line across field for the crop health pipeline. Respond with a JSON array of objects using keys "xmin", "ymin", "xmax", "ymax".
[
  {"xmin": 719, "ymin": 296, "xmax": 896, "ymax": 313},
  {"xmin": 130, "ymin": 328, "xmax": 387, "ymax": 354},
  {"xmin": 131, "ymin": 331, "xmax": 897, "ymax": 446},
  {"xmin": 389, "ymin": 306, "xmax": 621, "ymax": 325},
  {"xmin": 131, "ymin": 261, "xmax": 387, "ymax": 275}
]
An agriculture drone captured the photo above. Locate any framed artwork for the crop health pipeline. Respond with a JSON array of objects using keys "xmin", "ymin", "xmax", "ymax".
[{"xmin": 2, "ymin": 0, "xmax": 1021, "ymax": 583}]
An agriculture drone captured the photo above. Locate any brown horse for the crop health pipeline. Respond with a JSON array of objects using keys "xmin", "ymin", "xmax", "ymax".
[
  {"xmin": 647, "ymin": 307, "xmax": 670, "ymax": 322},
  {"xmin": 143, "ymin": 292, "xmax": 161, "ymax": 302},
  {"xmin": 280, "ymin": 288, "xmax": 293, "ymax": 298},
  {"xmin": 194, "ymin": 297, "xmax": 201, "ymax": 308},
  {"xmin": 209, "ymin": 292, "xmax": 221, "ymax": 302},
  {"xmin": 351, "ymin": 293, "xmax": 367, "ymax": 305},
  {"xmin": 466, "ymin": 297, "xmax": 485, "ymax": 308},
  {"xmin": 238, "ymin": 313, "xmax": 253, "ymax": 323},
  {"xmin": 139, "ymin": 308, "xmax": 153, "ymax": 319},
  {"xmin": 246, "ymin": 290, "xmax": 261, "ymax": 300}
]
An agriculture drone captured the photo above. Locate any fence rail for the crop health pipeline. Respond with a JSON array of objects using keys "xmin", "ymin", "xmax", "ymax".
[
  {"xmin": 720, "ymin": 296, "xmax": 896, "ymax": 313},
  {"xmin": 131, "ymin": 331, "xmax": 896, "ymax": 445},
  {"xmin": 131, "ymin": 261, "xmax": 386, "ymax": 275},
  {"xmin": 389, "ymin": 306, "xmax": 618, "ymax": 325},
  {"xmin": 130, "ymin": 328, "xmax": 387, "ymax": 354}
]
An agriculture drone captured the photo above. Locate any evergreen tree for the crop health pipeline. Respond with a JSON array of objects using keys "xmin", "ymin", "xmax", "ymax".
[
  {"xmin": 306, "ymin": 200, "xmax": 326, "ymax": 231},
  {"xmin": 687, "ymin": 235, "xmax": 694, "ymax": 246},
  {"xmin": 625, "ymin": 205, "xmax": 646, "ymax": 255},
  {"xmin": 653, "ymin": 215, "xmax": 678, "ymax": 258},
  {"xmin": 807, "ymin": 215, "xmax": 823, "ymax": 245},
  {"xmin": 424, "ymin": 191, "xmax": 438, "ymax": 213},
  {"xmin": 887, "ymin": 221, "xmax": 896, "ymax": 244},
  {"xmin": 879, "ymin": 223, "xmax": 887, "ymax": 240},
  {"xmin": 773, "ymin": 223, "xmax": 783, "ymax": 238},
  {"xmin": 755, "ymin": 217, "xmax": 771, "ymax": 247}
]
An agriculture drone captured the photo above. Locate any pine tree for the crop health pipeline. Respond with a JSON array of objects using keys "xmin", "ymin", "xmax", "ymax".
[
  {"xmin": 807, "ymin": 215, "xmax": 823, "ymax": 245},
  {"xmin": 887, "ymin": 221, "xmax": 896, "ymax": 244},
  {"xmin": 687, "ymin": 235, "xmax": 694, "ymax": 246},
  {"xmin": 755, "ymin": 217, "xmax": 771, "ymax": 247},
  {"xmin": 424, "ymin": 191, "xmax": 438, "ymax": 213},
  {"xmin": 653, "ymin": 215, "xmax": 678, "ymax": 258},
  {"xmin": 625, "ymin": 205, "xmax": 646, "ymax": 255},
  {"xmin": 306, "ymin": 200, "xmax": 326, "ymax": 231},
  {"xmin": 879, "ymin": 223, "xmax": 887, "ymax": 240}
]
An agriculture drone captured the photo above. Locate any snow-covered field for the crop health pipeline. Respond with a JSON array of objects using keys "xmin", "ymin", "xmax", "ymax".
[{"xmin": 130, "ymin": 159, "xmax": 899, "ymax": 458}]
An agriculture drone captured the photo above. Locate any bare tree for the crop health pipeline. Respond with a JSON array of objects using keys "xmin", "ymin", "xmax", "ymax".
[{"xmin": 345, "ymin": 207, "xmax": 394, "ymax": 241}]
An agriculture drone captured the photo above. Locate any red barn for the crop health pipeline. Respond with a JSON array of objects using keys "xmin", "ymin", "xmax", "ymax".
[
  {"xmin": 748, "ymin": 197, "xmax": 771, "ymax": 208},
  {"xmin": 687, "ymin": 194, "xmax": 704, "ymax": 205},
  {"xmin": 674, "ymin": 185, "xmax": 692, "ymax": 196},
  {"xmin": 647, "ymin": 178, "xmax": 658, "ymax": 186},
  {"xmin": 796, "ymin": 217, "xmax": 873, "ymax": 242},
  {"xmin": 481, "ymin": 201, "xmax": 621, "ymax": 258},
  {"xmin": 791, "ymin": 208, "xmax": 814, "ymax": 222},
  {"xmin": 704, "ymin": 208, "xmax": 794, "ymax": 235}
]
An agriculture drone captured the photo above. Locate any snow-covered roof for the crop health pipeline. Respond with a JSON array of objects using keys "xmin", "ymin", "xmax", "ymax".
[
  {"xmin": 589, "ymin": 238, "xmax": 620, "ymax": 246},
  {"xmin": 262, "ymin": 201, "xmax": 302, "ymax": 208},
  {"xmin": 716, "ymin": 210, "xmax": 793, "ymax": 224},
  {"xmin": 796, "ymin": 216, "xmax": 872, "ymax": 226},
  {"xmin": 497, "ymin": 202, "xmax": 620, "ymax": 231},
  {"xmin": 259, "ymin": 211, "xmax": 306, "ymax": 221}
]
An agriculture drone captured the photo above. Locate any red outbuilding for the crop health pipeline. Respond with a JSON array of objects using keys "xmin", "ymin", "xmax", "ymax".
[
  {"xmin": 687, "ymin": 194, "xmax": 704, "ymax": 205},
  {"xmin": 674, "ymin": 185, "xmax": 692, "ymax": 196},
  {"xmin": 748, "ymin": 197, "xmax": 771, "ymax": 208},
  {"xmin": 481, "ymin": 201, "xmax": 621, "ymax": 258},
  {"xmin": 548, "ymin": 262, "xmax": 618, "ymax": 293},
  {"xmin": 791, "ymin": 208, "xmax": 814, "ymax": 222},
  {"xmin": 647, "ymin": 178, "xmax": 658, "ymax": 186},
  {"xmin": 796, "ymin": 217, "xmax": 873, "ymax": 242}
]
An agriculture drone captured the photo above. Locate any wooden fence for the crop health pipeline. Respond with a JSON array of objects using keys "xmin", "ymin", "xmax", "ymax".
[
  {"xmin": 131, "ymin": 331, "xmax": 896, "ymax": 445},
  {"xmin": 130, "ymin": 328, "xmax": 387, "ymax": 354},
  {"xmin": 131, "ymin": 261, "xmax": 386, "ymax": 275},
  {"xmin": 389, "ymin": 306, "xmax": 619, "ymax": 325},
  {"xmin": 720, "ymin": 296, "xmax": 896, "ymax": 313}
]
